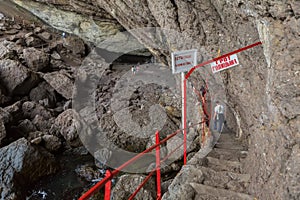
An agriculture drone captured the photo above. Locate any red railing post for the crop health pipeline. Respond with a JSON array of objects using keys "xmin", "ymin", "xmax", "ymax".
[
  {"xmin": 155, "ymin": 131, "xmax": 162, "ymax": 200},
  {"xmin": 182, "ymin": 73, "xmax": 187, "ymax": 165},
  {"xmin": 104, "ymin": 170, "xmax": 112, "ymax": 200}
]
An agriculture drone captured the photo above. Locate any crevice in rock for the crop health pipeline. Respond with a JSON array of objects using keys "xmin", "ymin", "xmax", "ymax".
[{"xmin": 169, "ymin": 0, "xmax": 181, "ymax": 31}]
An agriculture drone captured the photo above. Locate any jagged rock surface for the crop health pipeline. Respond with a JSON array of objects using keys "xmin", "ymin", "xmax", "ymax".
[{"xmin": 0, "ymin": 138, "xmax": 58, "ymax": 199}]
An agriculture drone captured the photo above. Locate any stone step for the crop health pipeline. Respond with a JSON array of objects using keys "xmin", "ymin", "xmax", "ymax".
[
  {"xmin": 208, "ymin": 148, "xmax": 248, "ymax": 161},
  {"xmin": 214, "ymin": 142, "xmax": 246, "ymax": 150},
  {"xmin": 206, "ymin": 156, "xmax": 242, "ymax": 173},
  {"xmin": 190, "ymin": 183, "xmax": 254, "ymax": 200},
  {"xmin": 198, "ymin": 166, "xmax": 251, "ymax": 193}
]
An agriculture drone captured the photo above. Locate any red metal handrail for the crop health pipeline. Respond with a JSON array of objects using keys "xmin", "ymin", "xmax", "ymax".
[
  {"xmin": 79, "ymin": 121, "xmax": 206, "ymax": 200},
  {"xmin": 185, "ymin": 41, "xmax": 262, "ymax": 79}
]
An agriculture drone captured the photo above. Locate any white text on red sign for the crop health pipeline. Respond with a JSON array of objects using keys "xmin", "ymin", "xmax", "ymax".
[{"xmin": 211, "ymin": 54, "xmax": 239, "ymax": 73}]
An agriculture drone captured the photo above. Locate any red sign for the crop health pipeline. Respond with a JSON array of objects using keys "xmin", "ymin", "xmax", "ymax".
[{"xmin": 211, "ymin": 54, "xmax": 239, "ymax": 73}]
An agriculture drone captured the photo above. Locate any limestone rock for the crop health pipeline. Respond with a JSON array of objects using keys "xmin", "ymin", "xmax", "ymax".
[
  {"xmin": 43, "ymin": 71, "xmax": 74, "ymax": 99},
  {"xmin": 112, "ymin": 174, "xmax": 156, "ymax": 200},
  {"xmin": 0, "ymin": 138, "xmax": 58, "ymax": 199},
  {"xmin": 0, "ymin": 59, "xmax": 39, "ymax": 95},
  {"xmin": 50, "ymin": 109, "xmax": 82, "ymax": 147},
  {"xmin": 23, "ymin": 47, "xmax": 50, "ymax": 71}
]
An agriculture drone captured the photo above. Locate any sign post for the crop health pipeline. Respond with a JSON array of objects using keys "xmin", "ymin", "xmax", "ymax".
[{"xmin": 171, "ymin": 49, "xmax": 197, "ymax": 165}]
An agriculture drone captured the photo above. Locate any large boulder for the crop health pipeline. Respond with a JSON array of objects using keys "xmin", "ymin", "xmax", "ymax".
[
  {"xmin": 0, "ymin": 138, "xmax": 58, "ymax": 199},
  {"xmin": 43, "ymin": 71, "xmax": 74, "ymax": 99},
  {"xmin": 0, "ymin": 59, "xmax": 39, "ymax": 95},
  {"xmin": 23, "ymin": 47, "xmax": 50, "ymax": 72},
  {"xmin": 50, "ymin": 109, "xmax": 82, "ymax": 147},
  {"xmin": 112, "ymin": 174, "xmax": 156, "ymax": 200}
]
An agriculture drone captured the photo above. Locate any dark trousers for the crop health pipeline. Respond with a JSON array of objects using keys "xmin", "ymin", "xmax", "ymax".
[{"xmin": 214, "ymin": 114, "xmax": 224, "ymax": 133}]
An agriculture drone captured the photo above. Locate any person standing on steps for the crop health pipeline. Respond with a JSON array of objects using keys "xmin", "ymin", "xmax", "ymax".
[{"xmin": 213, "ymin": 101, "xmax": 225, "ymax": 133}]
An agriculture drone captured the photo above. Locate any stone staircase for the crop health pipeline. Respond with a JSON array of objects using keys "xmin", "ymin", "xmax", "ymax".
[{"xmin": 162, "ymin": 132, "xmax": 255, "ymax": 200}]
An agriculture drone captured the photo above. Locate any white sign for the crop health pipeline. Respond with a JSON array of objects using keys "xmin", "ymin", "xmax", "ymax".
[
  {"xmin": 171, "ymin": 49, "xmax": 197, "ymax": 74},
  {"xmin": 211, "ymin": 54, "xmax": 239, "ymax": 73}
]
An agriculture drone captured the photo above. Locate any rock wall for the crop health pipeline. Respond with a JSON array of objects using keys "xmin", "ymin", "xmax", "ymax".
[{"xmin": 13, "ymin": 0, "xmax": 300, "ymax": 199}]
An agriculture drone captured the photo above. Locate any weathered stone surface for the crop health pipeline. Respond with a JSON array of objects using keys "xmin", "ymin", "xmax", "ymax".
[
  {"xmin": 38, "ymin": 31, "xmax": 52, "ymax": 40},
  {"xmin": 17, "ymin": 119, "xmax": 37, "ymax": 134},
  {"xmin": 25, "ymin": 36, "xmax": 43, "ymax": 47},
  {"xmin": 29, "ymin": 81, "xmax": 57, "ymax": 107},
  {"xmin": 190, "ymin": 183, "xmax": 254, "ymax": 200},
  {"xmin": 0, "ymin": 40, "xmax": 17, "ymax": 60},
  {"xmin": 0, "ymin": 107, "xmax": 12, "ymax": 124},
  {"xmin": 23, "ymin": 47, "xmax": 50, "ymax": 71},
  {"xmin": 61, "ymin": 35, "xmax": 85, "ymax": 57},
  {"xmin": 0, "ymin": 117, "xmax": 6, "ymax": 146},
  {"xmin": 0, "ymin": 59, "xmax": 39, "ymax": 95},
  {"xmin": 42, "ymin": 134, "xmax": 62, "ymax": 152},
  {"xmin": 22, "ymin": 101, "xmax": 52, "ymax": 120},
  {"xmin": 75, "ymin": 164, "xmax": 101, "ymax": 182},
  {"xmin": 162, "ymin": 165, "xmax": 203, "ymax": 200},
  {"xmin": 0, "ymin": 85, "xmax": 10, "ymax": 105},
  {"xmin": 50, "ymin": 109, "xmax": 82, "ymax": 147},
  {"xmin": 43, "ymin": 71, "xmax": 74, "ymax": 99},
  {"xmin": 112, "ymin": 174, "xmax": 156, "ymax": 200},
  {"xmin": 0, "ymin": 138, "xmax": 58, "ymax": 199}
]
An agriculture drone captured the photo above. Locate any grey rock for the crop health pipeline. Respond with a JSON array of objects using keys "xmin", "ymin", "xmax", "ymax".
[
  {"xmin": 50, "ymin": 109, "xmax": 82, "ymax": 147},
  {"xmin": 17, "ymin": 119, "xmax": 37, "ymax": 134},
  {"xmin": 112, "ymin": 174, "xmax": 156, "ymax": 200},
  {"xmin": 38, "ymin": 31, "xmax": 52, "ymax": 41},
  {"xmin": 0, "ymin": 107, "xmax": 12, "ymax": 124},
  {"xmin": 63, "ymin": 36, "xmax": 86, "ymax": 56},
  {"xmin": 42, "ymin": 134, "xmax": 62, "ymax": 152},
  {"xmin": 32, "ymin": 115, "xmax": 55, "ymax": 132},
  {"xmin": 0, "ymin": 117, "xmax": 6, "ymax": 146},
  {"xmin": 29, "ymin": 81, "xmax": 57, "ymax": 107},
  {"xmin": 0, "ymin": 85, "xmax": 10, "ymax": 105},
  {"xmin": 25, "ymin": 36, "xmax": 43, "ymax": 47},
  {"xmin": 0, "ymin": 138, "xmax": 58, "ymax": 199},
  {"xmin": 190, "ymin": 183, "xmax": 254, "ymax": 200},
  {"xmin": 0, "ymin": 59, "xmax": 39, "ymax": 95},
  {"xmin": 75, "ymin": 164, "xmax": 101, "ymax": 182},
  {"xmin": 22, "ymin": 101, "xmax": 52, "ymax": 120},
  {"xmin": 43, "ymin": 71, "xmax": 74, "ymax": 99},
  {"xmin": 23, "ymin": 47, "xmax": 50, "ymax": 72},
  {"xmin": 0, "ymin": 40, "xmax": 17, "ymax": 60},
  {"xmin": 51, "ymin": 51, "xmax": 61, "ymax": 60}
]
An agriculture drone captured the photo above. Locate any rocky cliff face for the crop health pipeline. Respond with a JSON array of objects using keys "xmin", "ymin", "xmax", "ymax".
[{"xmin": 12, "ymin": 0, "xmax": 299, "ymax": 199}]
